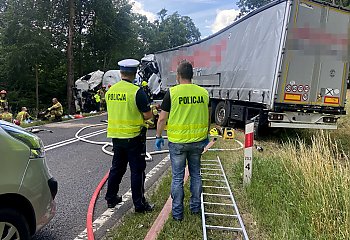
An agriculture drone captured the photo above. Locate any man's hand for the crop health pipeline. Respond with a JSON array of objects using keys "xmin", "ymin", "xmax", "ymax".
[{"xmin": 155, "ymin": 137, "xmax": 164, "ymax": 151}]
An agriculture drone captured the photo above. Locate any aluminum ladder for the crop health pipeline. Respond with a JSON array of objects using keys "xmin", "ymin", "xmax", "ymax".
[{"xmin": 200, "ymin": 156, "xmax": 249, "ymax": 240}]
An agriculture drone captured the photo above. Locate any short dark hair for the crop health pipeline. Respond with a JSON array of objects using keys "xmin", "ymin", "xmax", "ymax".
[
  {"xmin": 177, "ymin": 61, "xmax": 193, "ymax": 80},
  {"xmin": 120, "ymin": 70, "xmax": 136, "ymax": 79}
]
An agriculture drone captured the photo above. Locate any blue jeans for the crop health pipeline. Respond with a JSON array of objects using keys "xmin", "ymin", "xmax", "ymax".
[{"xmin": 169, "ymin": 140, "xmax": 206, "ymax": 219}]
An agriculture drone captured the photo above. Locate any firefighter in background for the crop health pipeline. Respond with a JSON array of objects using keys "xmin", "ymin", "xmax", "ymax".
[
  {"xmin": 0, "ymin": 90, "xmax": 8, "ymax": 113},
  {"xmin": 46, "ymin": 98, "xmax": 63, "ymax": 121},
  {"xmin": 141, "ymin": 81, "xmax": 152, "ymax": 103},
  {"xmin": 0, "ymin": 107, "xmax": 13, "ymax": 122},
  {"xmin": 94, "ymin": 91, "xmax": 101, "ymax": 112},
  {"xmin": 97, "ymin": 86, "xmax": 106, "ymax": 111},
  {"xmin": 16, "ymin": 107, "xmax": 32, "ymax": 124}
]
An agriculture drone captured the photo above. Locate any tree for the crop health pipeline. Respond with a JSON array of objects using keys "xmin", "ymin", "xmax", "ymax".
[
  {"xmin": 67, "ymin": 0, "xmax": 75, "ymax": 114},
  {"xmin": 0, "ymin": 1, "xmax": 202, "ymax": 113},
  {"xmin": 237, "ymin": 0, "xmax": 272, "ymax": 14},
  {"xmin": 147, "ymin": 10, "xmax": 201, "ymax": 53},
  {"xmin": 0, "ymin": 0, "xmax": 67, "ymax": 113}
]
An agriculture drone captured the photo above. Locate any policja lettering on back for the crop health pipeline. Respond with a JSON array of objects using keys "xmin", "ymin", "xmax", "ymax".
[
  {"xmin": 107, "ymin": 93, "xmax": 127, "ymax": 101},
  {"xmin": 179, "ymin": 96, "xmax": 204, "ymax": 105},
  {"xmin": 104, "ymin": 58, "xmax": 155, "ymax": 213}
]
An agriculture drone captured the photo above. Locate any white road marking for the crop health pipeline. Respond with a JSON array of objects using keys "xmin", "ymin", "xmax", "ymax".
[
  {"xmin": 45, "ymin": 129, "xmax": 107, "ymax": 151},
  {"xmin": 74, "ymin": 155, "xmax": 170, "ymax": 240}
]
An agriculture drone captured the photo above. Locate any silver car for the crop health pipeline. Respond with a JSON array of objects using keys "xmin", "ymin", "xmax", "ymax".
[{"xmin": 0, "ymin": 120, "xmax": 57, "ymax": 239}]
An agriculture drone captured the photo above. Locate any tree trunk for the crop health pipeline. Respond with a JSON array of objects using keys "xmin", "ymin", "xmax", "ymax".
[
  {"xmin": 77, "ymin": 1, "xmax": 83, "ymax": 77},
  {"xmin": 67, "ymin": 0, "xmax": 75, "ymax": 114},
  {"xmin": 35, "ymin": 64, "xmax": 39, "ymax": 116}
]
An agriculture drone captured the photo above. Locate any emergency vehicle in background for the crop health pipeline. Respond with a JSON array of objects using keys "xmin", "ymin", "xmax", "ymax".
[{"xmin": 146, "ymin": 0, "xmax": 350, "ymax": 133}]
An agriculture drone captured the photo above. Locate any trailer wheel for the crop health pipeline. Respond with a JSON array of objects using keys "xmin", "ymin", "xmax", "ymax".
[{"xmin": 215, "ymin": 101, "xmax": 230, "ymax": 126}]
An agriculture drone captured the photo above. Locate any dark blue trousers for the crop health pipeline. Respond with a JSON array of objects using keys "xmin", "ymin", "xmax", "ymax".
[{"xmin": 105, "ymin": 135, "xmax": 147, "ymax": 209}]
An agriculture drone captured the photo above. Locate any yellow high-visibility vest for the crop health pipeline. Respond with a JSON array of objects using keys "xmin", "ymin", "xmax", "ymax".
[
  {"xmin": 106, "ymin": 80, "xmax": 144, "ymax": 139},
  {"xmin": 16, "ymin": 111, "xmax": 27, "ymax": 122},
  {"xmin": 167, "ymin": 84, "xmax": 209, "ymax": 143},
  {"xmin": 94, "ymin": 93, "xmax": 101, "ymax": 103},
  {"xmin": 1, "ymin": 112, "xmax": 13, "ymax": 122},
  {"xmin": 0, "ymin": 99, "xmax": 8, "ymax": 108}
]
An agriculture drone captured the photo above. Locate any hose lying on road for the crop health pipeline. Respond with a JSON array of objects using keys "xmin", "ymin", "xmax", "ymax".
[{"xmin": 75, "ymin": 123, "xmax": 169, "ymax": 161}]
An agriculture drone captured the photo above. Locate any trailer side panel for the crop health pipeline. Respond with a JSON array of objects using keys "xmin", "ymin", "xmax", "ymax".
[{"xmin": 155, "ymin": 0, "xmax": 289, "ymax": 109}]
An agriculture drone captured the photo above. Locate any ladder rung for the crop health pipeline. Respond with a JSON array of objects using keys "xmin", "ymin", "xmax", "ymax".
[
  {"xmin": 201, "ymin": 173, "xmax": 223, "ymax": 176},
  {"xmin": 202, "ymin": 185, "xmax": 228, "ymax": 189},
  {"xmin": 206, "ymin": 225, "xmax": 243, "ymax": 232},
  {"xmin": 201, "ymin": 168, "xmax": 221, "ymax": 171},
  {"xmin": 203, "ymin": 202, "xmax": 232, "ymax": 206},
  {"xmin": 203, "ymin": 193, "xmax": 231, "ymax": 197},
  {"xmin": 201, "ymin": 160, "xmax": 219, "ymax": 162},
  {"xmin": 205, "ymin": 212, "xmax": 238, "ymax": 218},
  {"xmin": 202, "ymin": 179, "xmax": 225, "ymax": 182},
  {"xmin": 201, "ymin": 164, "xmax": 221, "ymax": 167}
]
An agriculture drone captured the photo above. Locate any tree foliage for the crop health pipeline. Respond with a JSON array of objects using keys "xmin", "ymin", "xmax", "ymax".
[
  {"xmin": 147, "ymin": 9, "xmax": 200, "ymax": 53},
  {"xmin": 0, "ymin": 1, "xmax": 200, "ymax": 114}
]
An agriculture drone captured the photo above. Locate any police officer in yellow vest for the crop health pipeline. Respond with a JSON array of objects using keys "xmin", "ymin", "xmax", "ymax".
[
  {"xmin": 156, "ymin": 61, "xmax": 210, "ymax": 221},
  {"xmin": 105, "ymin": 59, "xmax": 155, "ymax": 212}
]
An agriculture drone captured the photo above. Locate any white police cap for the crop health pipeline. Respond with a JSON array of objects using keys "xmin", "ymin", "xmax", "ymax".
[{"xmin": 118, "ymin": 59, "xmax": 140, "ymax": 72}]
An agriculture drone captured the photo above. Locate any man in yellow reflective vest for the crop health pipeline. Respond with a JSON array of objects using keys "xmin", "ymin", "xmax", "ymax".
[
  {"xmin": 16, "ymin": 107, "xmax": 32, "ymax": 124},
  {"xmin": 155, "ymin": 61, "xmax": 210, "ymax": 221},
  {"xmin": 105, "ymin": 59, "xmax": 154, "ymax": 212}
]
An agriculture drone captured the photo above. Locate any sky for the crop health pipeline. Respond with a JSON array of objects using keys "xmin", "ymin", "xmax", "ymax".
[{"xmin": 129, "ymin": 0, "xmax": 240, "ymax": 38}]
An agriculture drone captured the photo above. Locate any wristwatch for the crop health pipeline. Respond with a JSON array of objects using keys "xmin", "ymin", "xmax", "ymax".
[{"xmin": 156, "ymin": 135, "xmax": 162, "ymax": 139}]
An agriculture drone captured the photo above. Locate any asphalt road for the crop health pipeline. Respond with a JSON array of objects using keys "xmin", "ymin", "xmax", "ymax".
[{"xmin": 31, "ymin": 114, "xmax": 170, "ymax": 240}]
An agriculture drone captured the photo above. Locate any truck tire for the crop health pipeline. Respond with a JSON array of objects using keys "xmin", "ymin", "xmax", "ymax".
[
  {"xmin": 215, "ymin": 101, "xmax": 230, "ymax": 126},
  {"xmin": 0, "ymin": 208, "xmax": 31, "ymax": 240}
]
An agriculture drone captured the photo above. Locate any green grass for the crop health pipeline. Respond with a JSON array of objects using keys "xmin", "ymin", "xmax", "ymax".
[{"xmin": 235, "ymin": 133, "xmax": 350, "ymax": 240}]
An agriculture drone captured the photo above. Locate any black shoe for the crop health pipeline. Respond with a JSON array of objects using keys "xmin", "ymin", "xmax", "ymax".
[
  {"xmin": 135, "ymin": 202, "xmax": 155, "ymax": 213},
  {"xmin": 107, "ymin": 196, "xmax": 122, "ymax": 208}
]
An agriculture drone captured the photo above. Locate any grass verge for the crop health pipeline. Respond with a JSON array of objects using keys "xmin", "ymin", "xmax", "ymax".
[{"xmin": 235, "ymin": 132, "xmax": 350, "ymax": 240}]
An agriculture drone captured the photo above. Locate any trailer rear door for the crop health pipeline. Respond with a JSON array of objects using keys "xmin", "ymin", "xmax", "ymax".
[{"xmin": 276, "ymin": 0, "xmax": 349, "ymax": 108}]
